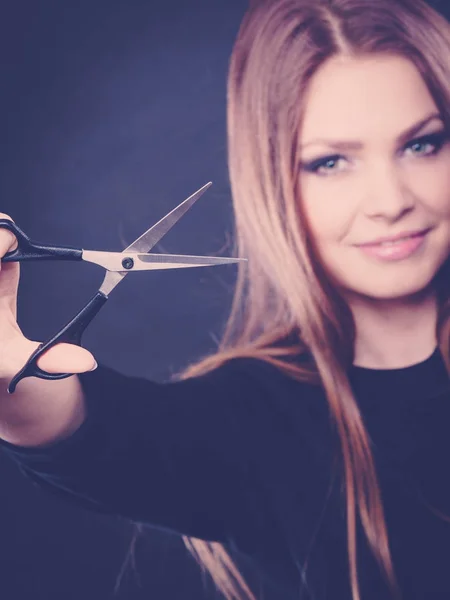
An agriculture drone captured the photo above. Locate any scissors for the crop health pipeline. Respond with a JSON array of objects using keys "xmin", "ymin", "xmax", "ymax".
[{"xmin": 1, "ymin": 182, "xmax": 246, "ymax": 394}]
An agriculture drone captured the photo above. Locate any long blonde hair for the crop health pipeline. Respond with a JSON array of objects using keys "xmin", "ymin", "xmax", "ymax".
[{"xmin": 120, "ymin": 1, "xmax": 450, "ymax": 599}]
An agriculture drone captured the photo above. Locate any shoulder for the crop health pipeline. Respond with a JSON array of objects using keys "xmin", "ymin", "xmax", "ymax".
[
  {"xmin": 188, "ymin": 355, "xmax": 328, "ymax": 422},
  {"xmin": 175, "ymin": 353, "xmax": 318, "ymax": 394}
]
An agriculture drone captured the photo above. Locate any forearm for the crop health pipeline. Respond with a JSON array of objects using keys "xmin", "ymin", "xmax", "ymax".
[{"xmin": 0, "ymin": 375, "xmax": 87, "ymax": 448}]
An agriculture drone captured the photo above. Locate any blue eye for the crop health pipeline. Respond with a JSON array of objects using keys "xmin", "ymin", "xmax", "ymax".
[
  {"xmin": 406, "ymin": 131, "xmax": 447, "ymax": 156},
  {"xmin": 301, "ymin": 154, "xmax": 343, "ymax": 175},
  {"xmin": 300, "ymin": 130, "xmax": 449, "ymax": 176}
]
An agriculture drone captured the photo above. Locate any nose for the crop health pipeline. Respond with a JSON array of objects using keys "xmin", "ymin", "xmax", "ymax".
[{"xmin": 362, "ymin": 163, "xmax": 415, "ymax": 222}]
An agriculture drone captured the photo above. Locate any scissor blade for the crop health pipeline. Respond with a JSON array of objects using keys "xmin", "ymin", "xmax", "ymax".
[
  {"xmin": 98, "ymin": 182, "xmax": 212, "ymax": 296},
  {"xmin": 136, "ymin": 253, "xmax": 246, "ymax": 269},
  {"xmin": 83, "ymin": 250, "xmax": 246, "ymax": 272},
  {"xmin": 124, "ymin": 182, "xmax": 212, "ymax": 254}
]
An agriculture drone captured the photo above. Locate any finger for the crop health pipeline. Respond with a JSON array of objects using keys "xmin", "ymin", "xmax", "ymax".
[
  {"xmin": 36, "ymin": 343, "xmax": 98, "ymax": 374},
  {"xmin": 0, "ymin": 214, "xmax": 18, "ymax": 258}
]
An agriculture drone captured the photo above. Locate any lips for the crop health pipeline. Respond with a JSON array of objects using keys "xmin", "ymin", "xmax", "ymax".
[
  {"xmin": 357, "ymin": 228, "xmax": 430, "ymax": 247},
  {"xmin": 356, "ymin": 229, "xmax": 429, "ymax": 261},
  {"xmin": 372, "ymin": 233, "xmax": 423, "ymax": 247}
]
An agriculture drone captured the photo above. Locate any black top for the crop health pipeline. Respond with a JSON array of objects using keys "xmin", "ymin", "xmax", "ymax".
[{"xmin": 0, "ymin": 348, "xmax": 449, "ymax": 599}]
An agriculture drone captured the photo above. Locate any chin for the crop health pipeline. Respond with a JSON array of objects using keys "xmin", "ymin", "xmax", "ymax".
[{"xmin": 344, "ymin": 277, "xmax": 435, "ymax": 302}]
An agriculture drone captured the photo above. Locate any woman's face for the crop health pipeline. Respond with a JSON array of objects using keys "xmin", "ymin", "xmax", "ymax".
[{"xmin": 298, "ymin": 54, "xmax": 450, "ymax": 302}]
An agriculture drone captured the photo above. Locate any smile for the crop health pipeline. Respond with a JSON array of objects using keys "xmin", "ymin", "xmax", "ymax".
[{"xmin": 356, "ymin": 230, "xmax": 429, "ymax": 261}]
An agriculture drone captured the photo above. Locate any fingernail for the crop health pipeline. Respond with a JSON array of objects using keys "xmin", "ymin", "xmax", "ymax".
[{"xmin": 89, "ymin": 361, "xmax": 98, "ymax": 372}]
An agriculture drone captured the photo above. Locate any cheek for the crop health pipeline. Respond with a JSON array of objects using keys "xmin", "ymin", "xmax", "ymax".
[
  {"xmin": 409, "ymin": 160, "xmax": 450, "ymax": 217},
  {"xmin": 300, "ymin": 184, "xmax": 355, "ymax": 243},
  {"xmin": 428, "ymin": 193, "xmax": 450, "ymax": 220}
]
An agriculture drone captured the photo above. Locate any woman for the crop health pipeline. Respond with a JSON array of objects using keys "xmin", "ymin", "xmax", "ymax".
[{"xmin": 1, "ymin": 0, "xmax": 450, "ymax": 598}]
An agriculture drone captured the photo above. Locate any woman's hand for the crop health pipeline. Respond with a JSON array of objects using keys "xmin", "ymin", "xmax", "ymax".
[{"xmin": 0, "ymin": 213, "xmax": 97, "ymax": 379}]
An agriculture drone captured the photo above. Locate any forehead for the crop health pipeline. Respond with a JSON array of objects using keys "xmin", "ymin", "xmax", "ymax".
[{"xmin": 300, "ymin": 54, "xmax": 437, "ymax": 143}]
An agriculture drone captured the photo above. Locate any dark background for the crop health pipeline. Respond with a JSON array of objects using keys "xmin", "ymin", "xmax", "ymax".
[
  {"xmin": 0, "ymin": 1, "xmax": 251, "ymax": 599},
  {"xmin": 2, "ymin": 1, "xmax": 450, "ymax": 599}
]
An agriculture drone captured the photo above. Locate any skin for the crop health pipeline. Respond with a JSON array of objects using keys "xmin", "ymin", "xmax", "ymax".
[{"xmin": 298, "ymin": 54, "xmax": 450, "ymax": 369}]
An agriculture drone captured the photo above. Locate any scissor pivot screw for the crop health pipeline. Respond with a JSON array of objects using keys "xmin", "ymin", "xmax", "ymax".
[{"xmin": 122, "ymin": 257, "xmax": 134, "ymax": 270}]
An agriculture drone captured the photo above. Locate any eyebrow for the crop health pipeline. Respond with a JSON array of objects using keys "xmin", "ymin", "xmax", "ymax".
[{"xmin": 299, "ymin": 112, "xmax": 444, "ymax": 151}]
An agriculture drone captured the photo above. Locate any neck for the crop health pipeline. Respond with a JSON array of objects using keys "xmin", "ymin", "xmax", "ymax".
[{"xmin": 349, "ymin": 289, "xmax": 438, "ymax": 369}]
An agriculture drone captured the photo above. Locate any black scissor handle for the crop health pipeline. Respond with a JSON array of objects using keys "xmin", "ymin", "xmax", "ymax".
[
  {"xmin": 7, "ymin": 291, "xmax": 108, "ymax": 394},
  {"xmin": 0, "ymin": 219, "xmax": 82, "ymax": 262}
]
